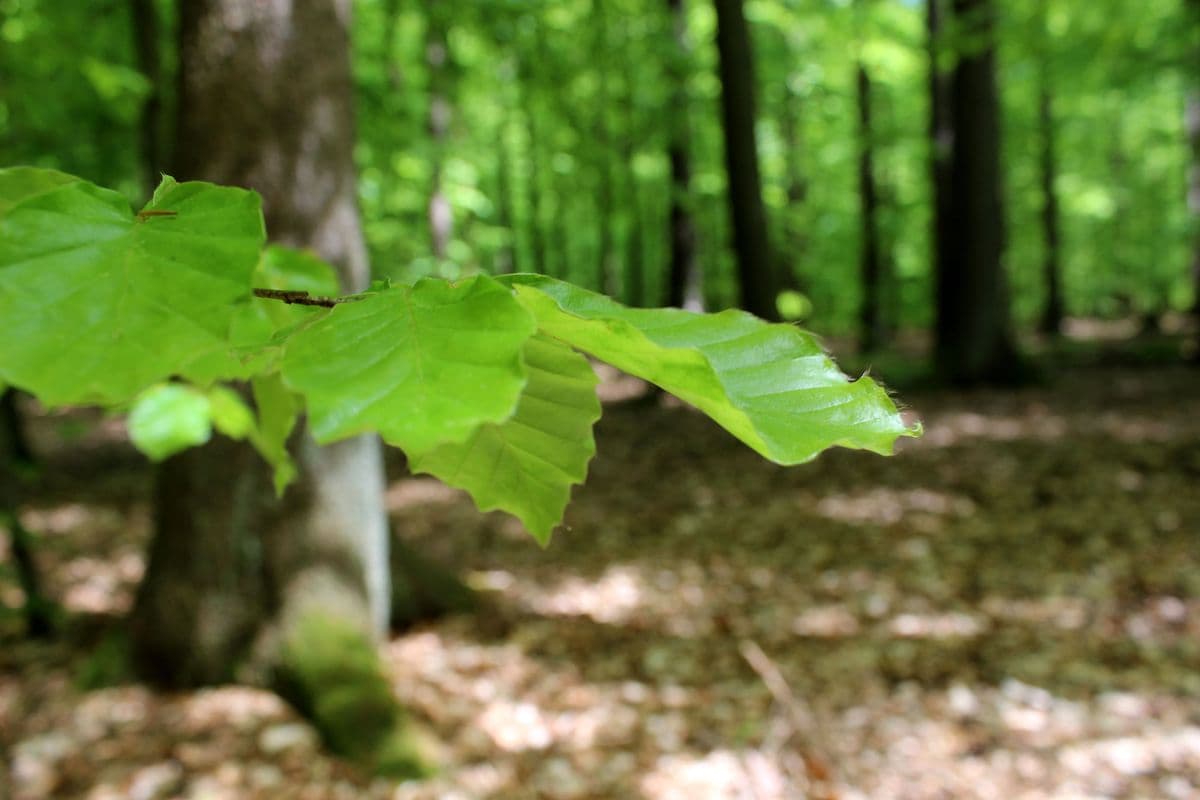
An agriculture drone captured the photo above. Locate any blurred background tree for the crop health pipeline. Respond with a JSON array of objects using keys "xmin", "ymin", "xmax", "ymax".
[{"xmin": 3, "ymin": 0, "xmax": 1193, "ymax": 367}]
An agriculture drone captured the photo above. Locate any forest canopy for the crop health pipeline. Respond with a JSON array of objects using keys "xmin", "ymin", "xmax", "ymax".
[{"xmin": 0, "ymin": 0, "xmax": 1195, "ymax": 338}]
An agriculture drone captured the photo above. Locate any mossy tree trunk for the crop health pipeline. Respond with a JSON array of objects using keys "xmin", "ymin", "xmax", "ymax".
[{"xmin": 128, "ymin": 0, "xmax": 428, "ymax": 776}]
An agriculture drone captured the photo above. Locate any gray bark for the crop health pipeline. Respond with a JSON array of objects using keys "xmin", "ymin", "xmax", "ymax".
[{"xmin": 132, "ymin": 0, "xmax": 389, "ymax": 681}]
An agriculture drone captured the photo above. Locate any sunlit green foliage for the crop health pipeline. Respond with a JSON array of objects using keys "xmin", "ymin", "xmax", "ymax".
[
  {"xmin": 2, "ymin": 0, "xmax": 1193, "ymax": 331},
  {"xmin": 0, "ymin": 170, "xmax": 916, "ymax": 543}
]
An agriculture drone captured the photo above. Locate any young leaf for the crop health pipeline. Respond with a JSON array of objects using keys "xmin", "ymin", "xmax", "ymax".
[
  {"xmin": 128, "ymin": 384, "xmax": 213, "ymax": 461},
  {"xmin": 0, "ymin": 170, "xmax": 264, "ymax": 405},
  {"xmin": 251, "ymin": 374, "xmax": 301, "ymax": 494},
  {"xmin": 281, "ymin": 275, "xmax": 537, "ymax": 453},
  {"xmin": 503, "ymin": 275, "xmax": 919, "ymax": 464},
  {"xmin": 409, "ymin": 333, "xmax": 601, "ymax": 545},
  {"xmin": 207, "ymin": 385, "xmax": 257, "ymax": 440}
]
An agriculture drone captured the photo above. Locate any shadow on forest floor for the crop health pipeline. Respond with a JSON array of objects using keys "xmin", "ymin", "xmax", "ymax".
[{"xmin": 2, "ymin": 356, "xmax": 1199, "ymax": 799}]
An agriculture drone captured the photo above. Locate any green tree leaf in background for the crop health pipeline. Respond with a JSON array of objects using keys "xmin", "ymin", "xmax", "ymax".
[
  {"xmin": 504, "ymin": 275, "xmax": 919, "ymax": 464},
  {"xmin": 252, "ymin": 373, "xmax": 302, "ymax": 494},
  {"xmin": 281, "ymin": 275, "xmax": 538, "ymax": 453},
  {"xmin": 0, "ymin": 170, "xmax": 264, "ymax": 405},
  {"xmin": 127, "ymin": 383, "xmax": 214, "ymax": 460},
  {"xmin": 410, "ymin": 333, "xmax": 601, "ymax": 545}
]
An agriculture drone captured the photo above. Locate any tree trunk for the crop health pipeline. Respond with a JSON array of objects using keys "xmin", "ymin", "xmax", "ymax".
[
  {"xmin": 928, "ymin": 0, "xmax": 953, "ymax": 336},
  {"xmin": 713, "ymin": 0, "xmax": 777, "ymax": 320},
  {"xmin": 425, "ymin": 0, "xmax": 453, "ymax": 261},
  {"xmin": 1, "ymin": 390, "xmax": 32, "ymax": 468},
  {"xmin": 933, "ymin": 0, "xmax": 1020, "ymax": 384},
  {"xmin": 516, "ymin": 54, "xmax": 548, "ymax": 275},
  {"xmin": 1187, "ymin": 0, "xmax": 1200, "ymax": 332},
  {"xmin": 495, "ymin": 110, "xmax": 518, "ymax": 274},
  {"xmin": 857, "ymin": 62, "xmax": 885, "ymax": 352},
  {"xmin": 665, "ymin": 0, "xmax": 702, "ymax": 310},
  {"xmin": 592, "ymin": 0, "xmax": 616, "ymax": 294},
  {"xmin": 620, "ymin": 22, "xmax": 646, "ymax": 307},
  {"xmin": 130, "ymin": 0, "xmax": 426, "ymax": 776},
  {"xmin": 778, "ymin": 76, "xmax": 808, "ymax": 294},
  {"xmin": 1, "ymin": 390, "xmax": 53, "ymax": 639},
  {"xmin": 1038, "ymin": 76, "xmax": 1064, "ymax": 336},
  {"xmin": 129, "ymin": 0, "xmax": 162, "ymax": 199}
]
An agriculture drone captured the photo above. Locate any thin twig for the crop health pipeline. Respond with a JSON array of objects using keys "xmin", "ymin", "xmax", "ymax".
[
  {"xmin": 739, "ymin": 638, "xmax": 840, "ymax": 800},
  {"xmin": 252, "ymin": 288, "xmax": 350, "ymax": 308}
]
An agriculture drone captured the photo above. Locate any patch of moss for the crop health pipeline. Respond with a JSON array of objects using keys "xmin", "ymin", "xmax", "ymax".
[{"xmin": 274, "ymin": 613, "xmax": 434, "ymax": 779}]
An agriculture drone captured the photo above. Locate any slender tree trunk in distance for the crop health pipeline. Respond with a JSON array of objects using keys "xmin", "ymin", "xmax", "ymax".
[
  {"xmin": 425, "ymin": 0, "xmax": 453, "ymax": 261},
  {"xmin": 1038, "ymin": 78, "xmax": 1064, "ymax": 336},
  {"xmin": 666, "ymin": 0, "xmax": 702, "ymax": 310},
  {"xmin": 778, "ymin": 78, "xmax": 808, "ymax": 293},
  {"xmin": 933, "ymin": 0, "xmax": 1020, "ymax": 384},
  {"xmin": 1187, "ymin": 0, "xmax": 1200, "ymax": 333},
  {"xmin": 592, "ymin": 0, "xmax": 616, "ymax": 294},
  {"xmin": 0, "ymin": 390, "xmax": 52, "ymax": 639},
  {"xmin": 620, "ymin": 21, "xmax": 646, "ymax": 306},
  {"xmin": 1, "ymin": 390, "xmax": 32, "ymax": 467},
  {"xmin": 857, "ymin": 62, "xmax": 885, "ymax": 352},
  {"xmin": 495, "ymin": 98, "xmax": 518, "ymax": 274},
  {"xmin": 713, "ymin": 0, "xmax": 778, "ymax": 320},
  {"xmin": 129, "ymin": 0, "xmax": 162, "ymax": 198},
  {"xmin": 928, "ymin": 0, "xmax": 954, "ymax": 346},
  {"xmin": 130, "ymin": 0, "xmax": 427, "ymax": 775},
  {"xmin": 515, "ymin": 54, "xmax": 548, "ymax": 274}
]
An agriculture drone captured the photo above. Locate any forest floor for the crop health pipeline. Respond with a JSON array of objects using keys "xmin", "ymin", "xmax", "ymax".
[{"xmin": 2, "ymin": 352, "xmax": 1200, "ymax": 799}]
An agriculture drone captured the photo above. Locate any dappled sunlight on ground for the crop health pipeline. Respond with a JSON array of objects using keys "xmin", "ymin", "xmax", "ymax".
[
  {"xmin": 4, "ymin": 363, "xmax": 1200, "ymax": 798},
  {"xmin": 813, "ymin": 487, "xmax": 976, "ymax": 527}
]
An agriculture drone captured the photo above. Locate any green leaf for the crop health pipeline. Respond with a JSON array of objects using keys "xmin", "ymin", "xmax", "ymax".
[
  {"xmin": 127, "ymin": 383, "xmax": 213, "ymax": 461},
  {"xmin": 180, "ymin": 245, "xmax": 341, "ymax": 384},
  {"xmin": 281, "ymin": 275, "xmax": 537, "ymax": 453},
  {"xmin": 207, "ymin": 385, "xmax": 256, "ymax": 440},
  {"xmin": 410, "ymin": 333, "xmax": 601, "ymax": 545},
  {"xmin": 251, "ymin": 373, "xmax": 301, "ymax": 494},
  {"xmin": 503, "ymin": 275, "xmax": 919, "ymax": 464},
  {"xmin": 0, "ymin": 170, "xmax": 264, "ymax": 405},
  {"xmin": 0, "ymin": 167, "xmax": 81, "ymax": 215}
]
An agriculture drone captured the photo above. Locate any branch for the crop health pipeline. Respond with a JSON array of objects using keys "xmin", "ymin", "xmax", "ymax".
[{"xmin": 252, "ymin": 288, "xmax": 350, "ymax": 308}]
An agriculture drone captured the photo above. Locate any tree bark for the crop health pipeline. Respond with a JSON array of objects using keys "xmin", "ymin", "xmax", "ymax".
[
  {"xmin": 932, "ymin": 0, "xmax": 1020, "ymax": 384},
  {"xmin": 515, "ymin": 53, "xmax": 548, "ymax": 275},
  {"xmin": 620, "ymin": 21, "xmax": 646, "ymax": 307},
  {"xmin": 713, "ymin": 0, "xmax": 777, "ymax": 320},
  {"xmin": 1, "ymin": 390, "xmax": 53, "ymax": 639},
  {"xmin": 592, "ymin": 0, "xmax": 616, "ymax": 294},
  {"xmin": 665, "ymin": 0, "xmax": 702, "ymax": 310},
  {"xmin": 1187, "ymin": 0, "xmax": 1200, "ymax": 332},
  {"xmin": 495, "ymin": 97, "xmax": 518, "ymax": 274},
  {"xmin": 928, "ymin": 0, "xmax": 953, "ymax": 334},
  {"xmin": 130, "ymin": 0, "xmax": 426, "ymax": 775},
  {"xmin": 857, "ymin": 62, "xmax": 885, "ymax": 352},
  {"xmin": 425, "ymin": 0, "xmax": 453, "ymax": 261},
  {"xmin": 129, "ymin": 0, "xmax": 162, "ymax": 199},
  {"xmin": 1038, "ymin": 77, "xmax": 1064, "ymax": 336},
  {"xmin": 778, "ymin": 76, "xmax": 808, "ymax": 295}
]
